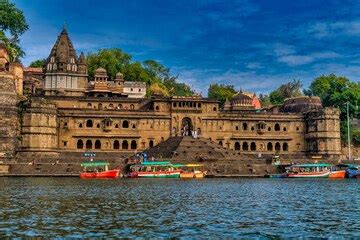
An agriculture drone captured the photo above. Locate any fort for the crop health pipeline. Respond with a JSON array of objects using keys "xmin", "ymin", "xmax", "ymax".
[{"xmin": 0, "ymin": 28, "xmax": 343, "ymax": 176}]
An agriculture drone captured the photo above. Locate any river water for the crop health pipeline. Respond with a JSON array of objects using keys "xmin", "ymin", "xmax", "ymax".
[{"xmin": 0, "ymin": 178, "xmax": 359, "ymax": 238}]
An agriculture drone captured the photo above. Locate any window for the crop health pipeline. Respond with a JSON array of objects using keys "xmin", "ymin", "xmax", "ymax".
[
  {"xmin": 138, "ymin": 89, "xmax": 141, "ymax": 92},
  {"xmin": 242, "ymin": 142, "xmax": 249, "ymax": 151},
  {"xmin": 155, "ymin": 106, "xmax": 159, "ymax": 111},
  {"xmin": 267, "ymin": 142, "xmax": 273, "ymax": 151},
  {"xmin": 109, "ymin": 103, "xmax": 114, "ymax": 109},
  {"xmin": 219, "ymin": 141, "xmax": 223, "ymax": 146},
  {"xmin": 250, "ymin": 142, "xmax": 256, "ymax": 151},
  {"xmin": 275, "ymin": 123, "xmax": 280, "ymax": 131},
  {"xmin": 77, "ymin": 140, "xmax": 83, "ymax": 149},
  {"xmin": 275, "ymin": 142, "xmax": 281, "ymax": 151},
  {"xmin": 96, "ymin": 123, "xmax": 100, "ymax": 128},
  {"xmin": 115, "ymin": 124, "xmax": 119, "ymax": 128},
  {"xmin": 86, "ymin": 119, "xmax": 93, "ymax": 128},
  {"xmin": 242, "ymin": 123, "xmax": 248, "ymax": 131},
  {"xmin": 64, "ymin": 122, "xmax": 68, "ymax": 128},
  {"xmin": 63, "ymin": 141, "xmax": 67, "ymax": 146},
  {"xmin": 130, "ymin": 104, "xmax": 135, "ymax": 110},
  {"xmin": 235, "ymin": 142, "xmax": 240, "ymax": 150},
  {"xmin": 198, "ymin": 103, "xmax": 201, "ymax": 108},
  {"xmin": 122, "ymin": 140, "xmax": 129, "ymax": 149},
  {"xmin": 173, "ymin": 102, "xmax": 177, "ymax": 107},
  {"xmin": 118, "ymin": 104, "xmax": 123, "ymax": 109},
  {"xmin": 86, "ymin": 140, "xmax": 92, "ymax": 149},
  {"xmin": 251, "ymin": 126, "xmax": 255, "ymax": 131},
  {"xmin": 235, "ymin": 126, "xmax": 239, "ymax": 131},
  {"xmin": 87, "ymin": 103, "xmax": 92, "ymax": 108},
  {"xmin": 296, "ymin": 126, "xmax": 300, "ymax": 131},
  {"xmin": 122, "ymin": 120, "xmax": 129, "ymax": 128},
  {"xmin": 283, "ymin": 127, "xmax": 287, "ymax": 131},
  {"xmin": 131, "ymin": 88, "xmax": 133, "ymax": 91},
  {"xmin": 268, "ymin": 127, "xmax": 271, "ymax": 131},
  {"xmin": 79, "ymin": 123, "xmax": 83, "ymax": 128},
  {"xmin": 213, "ymin": 107, "xmax": 217, "ymax": 111},
  {"xmin": 283, "ymin": 143, "xmax": 288, "ymax": 151},
  {"xmin": 113, "ymin": 140, "xmax": 120, "ymax": 149},
  {"xmin": 149, "ymin": 140, "xmax": 154, "ymax": 148},
  {"xmin": 131, "ymin": 140, "xmax": 137, "ymax": 150},
  {"xmin": 95, "ymin": 140, "xmax": 101, "ymax": 149},
  {"xmin": 98, "ymin": 103, "xmax": 103, "ymax": 109},
  {"xmin": 132, "ymin": 124, "xmax": 136, "ymax": 129}
]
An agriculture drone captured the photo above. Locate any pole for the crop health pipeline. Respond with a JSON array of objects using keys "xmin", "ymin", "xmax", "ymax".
[{"xmin": 347, "ymin": 102, "xmax": 352, "ymax": 161}]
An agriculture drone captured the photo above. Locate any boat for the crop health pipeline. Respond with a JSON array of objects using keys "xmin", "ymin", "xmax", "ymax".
[
  {"xmin": 80, "ymin": 161, "xmax": 120, "ymax": 179},
  {"xmin": 176, "ymin": 164, "xmax": 206, "ymax": 178},
  {"xmin": 329, "ymin": 164, "xmax": 347, "ymax": 178},
  {"xmin": 128, "ymin": 161, "xmax": 181, "ymax": 178},
  {"xmin": 286, "ymin": 163, "xmax": 331, "ymax": 178},
  {"xmin": 346, "ymin": 165, "xmax": 360, "ymax": 178}
]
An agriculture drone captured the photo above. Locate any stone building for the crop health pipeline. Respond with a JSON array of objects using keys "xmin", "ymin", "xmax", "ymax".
[{"xmin": 0, "ymin": 28, "xmax": 342, "ymax": 163}]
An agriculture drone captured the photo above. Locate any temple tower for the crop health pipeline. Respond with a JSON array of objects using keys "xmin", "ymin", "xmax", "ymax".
[{"xmin": 43, "ymin": 27, "xmax": 88, "ymax": 96}]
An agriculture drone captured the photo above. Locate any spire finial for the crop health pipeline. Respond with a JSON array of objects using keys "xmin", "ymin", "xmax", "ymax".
[{"xmin": 61, "ymin": 22, "xmax": 67, "ymax": 34}]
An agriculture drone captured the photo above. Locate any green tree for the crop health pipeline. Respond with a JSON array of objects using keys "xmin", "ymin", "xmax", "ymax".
[
  {"xmin": 208, "ymin": 84, "xmax": 237, "ymax": 104},
  {"xmin": 269, "ymin": 79, "xmax": 303, "ymax": 104},
  {"xmin": 0, "ymin": 0, "xmax": 28, "ymax": 61},
  {"xmin": 29, "ymin": 59, "xmax": 45, "ymax": 67},
  {"xmin": 305, "ymin": 74, "xmax": 360, "ymax": 142},
  {"xmin": 258, "ymin": 94, "xmax": 271, "ymax": 107}
]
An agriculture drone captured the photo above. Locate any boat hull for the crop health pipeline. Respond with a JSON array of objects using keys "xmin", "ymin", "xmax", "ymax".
[
  {"xmin": 329, "ymin": 170, "xmax": 346, "ymax": 178},
  {"xmin": 129, "ymin": 170, "xmax": 181, "ymax": 178},
  {"xmin": 346, "ymin": 169, "xmax": 360, "ymax": 178},
  {"xmin": 80, "ymin": 169, "xmax": 120, "ymax": 179},
  {"xmin": 180, "ymin": 172, "xmax": 205, "ymax": 178},
  {"xmin": 287, "ymin": 171, "xmax": 330, "ymax": 178}
]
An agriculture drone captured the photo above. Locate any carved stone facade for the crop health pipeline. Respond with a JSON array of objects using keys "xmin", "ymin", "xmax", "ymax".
[{"xmin": 0, "ymin": 29, "xmax": 342, "ymax": 162}]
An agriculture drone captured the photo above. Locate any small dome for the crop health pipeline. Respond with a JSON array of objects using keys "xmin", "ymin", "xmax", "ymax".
[
  {"xmin": 232, "ymin": 92, "xmax": 252, "ymax": 102},
  {"xmin": 115, "ymin": 72, "xmax": 124, "ymax": 78},
  {"xmin": 95, "ymin": 67, "xmax": 107, "ymax": 75},
  {"xmin": 231, "ymin": 91, "xmax": 253, "ymax": 109}
]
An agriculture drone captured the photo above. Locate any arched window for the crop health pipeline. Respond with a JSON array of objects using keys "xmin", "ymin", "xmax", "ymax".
[
  {"xmin": 275, "ymin": 142, "xmax": 281, "ymax": 151},
  {"xmin": 242, "ymin": 142, "xmax": 249, "ymax": 151},
  {"xmin": 118, "ymin": 104, "xmax": 123, "ymax": 109},
  {"xmin": 155, "ymin": 106, "xmax": 160, "ymax": 111},
  {"xmin": 283, "ymin": 143, "xmax": 288, "ymax": 151},
  {"xmin": 283, "ymin": 127, "xmax": 287, "ymax": 131},
  {"xmin": 96, "ymin": 123, "xmax": 100, "ymax": 128},
  {"xmin": 122, "ymin": 140, "xmax": 129, "ymax": 149},
  {"xmin": 149, "ymin": 140, "xmax": 154, "ymax": 148},
  {"xmin": 113, "ymin": 140, "xmax": 120, "ymax": 149},
  {"xmin": 64, "ymin": 122, "xmax": 68, "ymax": 128},
  {"xmin": 213, "ymin": 107, "xmax": 217, "ymax": 111},
  {"xmin": 86, "ymin": 119, "xmax": 93, "ymax": 128},
  {"xmin": 242, "ymin": 123, "xmax": 248, "ymax": 131},
  {"xmin": 235, "ymin": 126, "xmax": 239, "ymax": 131},
  {"xmin": 86, "ymin": 140, "xmax": 92, "ymax": 149},
  {"xmin": 250, "ymin": 142, "xmax": 256, "ymax": 151},
  {"xmin": 95, "ymin": 140, "xmax": 101, "ymax": 149},
  {"xmin": 77, "ymin": 140, "xmax": 83, "ymax": 149},
  {"xmin": 219, "ymin": 141, "xmax": 223, "ymax": 146},
  {"xmin": 268, "ymin": 127, "xmax": 271, "ymax": 131},
  {"xmin": 115, "ymin": 124, "xmax": 119, "ymax": 128},
  {"xmin": 275, "ymin": 123, "xmax": 280, "ymax": 131},
  {"xmin": 98, "ymin": 103, "xmax": 103, "ymax": 109},
  {"xmin": 131, "ymin": 140, "xmax": 137, "ymax": 150},
  {"xmin": 235, "ymin": 142, "xmax": 240, "ymax": 150},
  {"xmin": 267, "ymin": 142, "xmax": 273, "ymax": 151},
  {"xmin": 79, "ymin": 123, "xmax": 83, "ymax": 128},
  {"xmin": 109, "ymin": 103, "xmax": 114, "ymax": 109},
  {"xmin": 87, "ymin": 103, "xmax": 92, "ymax": 108},
  {"xmin": 122, "ymin": 120, "xmax": 129, "ymax": 128},
  {"xmin": 130, "ymin": 104, "xmax": 135, "ymax": 110}
]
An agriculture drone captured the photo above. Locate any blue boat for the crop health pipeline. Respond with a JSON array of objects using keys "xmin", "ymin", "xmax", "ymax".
[{"xmin": 346, "ymin": 165, "xmax": 360, "ymax": 178}]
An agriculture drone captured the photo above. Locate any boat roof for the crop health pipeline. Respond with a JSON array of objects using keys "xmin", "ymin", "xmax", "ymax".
[
  {"xmin": 81, "ymin": 161, "xmax": 109, "ymax": 167},
  {"xmin": 139, "ymin": 161, "xmax": 172, "ymax": 166},
  {"xmin": 291, "ymin": 163, "xmax": 331, "ymax": 167},
  {"xmin": 185, "ymin": 164, "xmax": 204, "ymax": 167}
]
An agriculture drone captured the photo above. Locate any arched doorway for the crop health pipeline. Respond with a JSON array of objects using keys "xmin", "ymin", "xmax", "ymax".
[{"xmin": 181, "ymin": 117, "xmax": 193, "ymax": 136}]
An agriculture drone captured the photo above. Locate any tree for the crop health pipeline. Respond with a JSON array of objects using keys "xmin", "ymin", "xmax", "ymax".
[
  {"xmin": 0, "ymin": 0, "xmax": 28, "ymax": 61},
  {"xmin": 86, "ymin": 49, "xmax": 194, "ymax": 97},
  {"xmin": 29, "ymin": 59, "xmax": 45, "ymax": 67},
  {"xmin": 269, "ymin": 79, "xmax": 303, "ymax": 104},
  {"xmin": 258, "ymin": 94, "xmax": 271, "ymax": 107},
  {"xmin": 305, "ymin": 74, "xmax": 360, "ymax": 142},
  {"xmin": 208, "ymin": 84, "xmax": 237, "ymax": 104}
]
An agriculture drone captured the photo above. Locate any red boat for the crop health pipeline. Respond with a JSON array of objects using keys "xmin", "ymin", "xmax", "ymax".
[{"xmin": 80, "ymin": 161, "xmax": 120, "ymax": 179}]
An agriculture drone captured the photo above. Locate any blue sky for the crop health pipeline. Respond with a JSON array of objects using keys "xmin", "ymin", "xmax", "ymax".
[{"xmin": 14, "ymin": 0, "xmax": 360, "ymax": 94}]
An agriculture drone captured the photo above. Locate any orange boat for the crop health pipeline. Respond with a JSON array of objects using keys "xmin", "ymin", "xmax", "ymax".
[
  {"xmin": 80, "ymin": 161, "xmax": 120, "ymax": 179},
  {"xmin": 329, "ymin": 165, "xmax": 347, "ymax": 178}
]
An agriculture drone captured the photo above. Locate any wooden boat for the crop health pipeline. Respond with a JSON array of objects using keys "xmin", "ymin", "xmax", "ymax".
[
  {"xmin": 176, "ymin": 164, "xmax": 206, "ymax": 179},
  {"xmin": 329, "ymin": 164, "xmax": 348, "ymax": 178},
  {"xmin": 286, "ymin": 163, "xmax": 331, "ymax": 178},
  {"xmin": 80, "ymin": 161, "xmax": 120, "ymax": 179},
  {"xmin": 128, "ymin": 161, "xmax": 181, "ymax": 178},
  {"xmin": 346, "ymin": 165, "xmax": 360, "ymax": 178}
]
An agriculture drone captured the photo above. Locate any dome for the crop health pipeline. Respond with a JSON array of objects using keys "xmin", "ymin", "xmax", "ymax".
[
  {"xmin": 232, "ymin": 92, "xmax": 252, "ymax": 102},
  {"xmin": 95, "ymin": 67, "xmax": 107, "ymax": 76},
  {"xmin": 115, "ymin": 72, "xmax": 124, "ymax": 79},
  {"xmin": 231, "ymin": 91, "xmax": 253, "ymax": 109}
]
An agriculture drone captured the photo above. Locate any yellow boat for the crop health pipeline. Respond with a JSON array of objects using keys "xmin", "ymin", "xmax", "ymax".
[{"xmin": 176, "ymin": 164, "xmax": 206, "ymax": 178}]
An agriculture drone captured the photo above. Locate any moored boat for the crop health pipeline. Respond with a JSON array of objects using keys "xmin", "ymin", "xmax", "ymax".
[
  {"xmin": 346, "ymin": 165, "xmax": 360, "ymax": 178},
  {"xmin": 80, "ymin": 161, "xmax": 120, "ymax": 179},
  {"xmin": 176, "ymin": 164, "xmax": 206, "ymax": 179},
  {"xmin": 128, "ymin": 161, "xmax": 181, "ymax": 178},
  {"xmin": 329, "ymin": 164, "xmax": 348, "ymax": 178},
  {"xmin": 286, "ymin": 163, "xmax": 331, "ymax": 178}
]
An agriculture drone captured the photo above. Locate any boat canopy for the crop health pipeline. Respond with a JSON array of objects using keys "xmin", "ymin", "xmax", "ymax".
[
  {"xmin": 81, "ymin": 161, "xmax": 109, "ymax": 167},
  {"xmin": 291, "ymin": 163, "xmax": 331, "ymax": 168},
  {"xmin": 172, "ymin": 164, "xmax": 185, "ymax": 168},
  {"xmin": 140, "ymin": 161, "xmax": 171, "ymax": 166},
  {"xmin": 185, "ymin": 164, "xmax": 204, "ymax": 167}
]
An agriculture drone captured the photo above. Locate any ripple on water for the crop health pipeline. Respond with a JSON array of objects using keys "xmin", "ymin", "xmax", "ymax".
[{"xmin": 0, "ymin": 178, "xmax": 359, "ymax": 238}]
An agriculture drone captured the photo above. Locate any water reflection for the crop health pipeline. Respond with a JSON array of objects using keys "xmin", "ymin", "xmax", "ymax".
[{"xmin": 0, "ymin": 178, "xmax": 359, "ymax": 238}]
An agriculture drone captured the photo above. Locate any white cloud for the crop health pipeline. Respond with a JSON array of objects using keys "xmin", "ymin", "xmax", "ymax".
[{"xmin": 308, "ymin": 20, "xmax": 360, "ymax": 38}]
